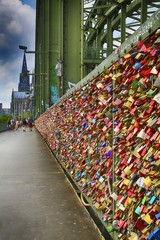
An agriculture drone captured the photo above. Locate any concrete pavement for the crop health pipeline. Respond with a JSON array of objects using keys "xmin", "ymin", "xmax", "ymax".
[{"xmin": 0, "ymin": 127, "xmax": 103, "ymax": 240}]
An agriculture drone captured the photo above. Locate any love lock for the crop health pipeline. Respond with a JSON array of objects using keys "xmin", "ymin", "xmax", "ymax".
[{"xmin": 112, "ymin": 220, "xmax": 120, "ymax": 230}]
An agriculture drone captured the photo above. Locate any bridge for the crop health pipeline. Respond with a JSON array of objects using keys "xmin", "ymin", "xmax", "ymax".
[{"xmin": 1, "ymin": 1, "xmax": 160, "ymax": 240}]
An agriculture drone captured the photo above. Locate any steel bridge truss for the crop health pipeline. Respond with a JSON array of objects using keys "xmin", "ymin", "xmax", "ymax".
[{"xmin": 83, "ymin": 0, "xmax": 160, "ymax": 75}]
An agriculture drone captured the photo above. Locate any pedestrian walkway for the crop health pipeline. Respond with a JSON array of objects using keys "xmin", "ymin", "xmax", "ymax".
[{"xmin": 0, "ymin": 128, "xmax": 103, "ymax": 240}]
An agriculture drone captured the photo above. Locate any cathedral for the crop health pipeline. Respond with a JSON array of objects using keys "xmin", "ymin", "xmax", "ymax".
[{"xmin": 11, "ymin": 53, "xmax": 34, "ymax": 118}]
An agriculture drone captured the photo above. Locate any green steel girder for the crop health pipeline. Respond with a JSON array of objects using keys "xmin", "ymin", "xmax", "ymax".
[
  {"xmin": 99, "ymin": 0, "xmax": 142, "ymax": 43},
  {"xmin": 127, "ymin": 26, "xmax": 139, "ymax": 31},
  {"xmin": 84, "ymin": 17, "xmax": 102, "ymax": 21},
  {"xmin": 35, "ymin": 0, "xmax": 42, "ymax": 117},
  {"xmin": 150, "ymin": 3, "xmax": 160, "ymax": 7},
  {"xmin": 141, "ymin": 0, "xmax": 147, "ymax": 23},
  {"xmin": 84, "ymin": 4, "xmax": 118, "ymax": 10},
  {"xmin": 100, "ymin": 0, "xmax": 155, "ymax": 45},
  {"xmin": 130, "ymin": 16, "xmax": 141, "ymax": 21},
  {"xmin": 84, "ymin": 0, "xmax": 120, "ymax": 30},
  {"xmin": 121, "ymin": 2, "xmax": 126, "ymax": 43},
  {"xmin": 84, "ymin": 58, "xmax": 103, "ymax": 64},
  {"xmin": 35, "ymin": 0, "xmax": 160, "ymax": 117},
  {"xmin": 43, "ymin": 0, "xmax": 49, "ymax": 110},
  {"xmin": 83, "ymin": 0, "xmax": 160, "ymax": 82},
  {"xmin": 58, "ymin": 9, "xmax": 160, "ymax": 104},
  {"xmin": 63, "ymin": 0, "xmax": 82, "ymax": 92},
  {"xmin": 107, "ymin": 17, "xmax": 113, "ymax": 55},
  {"xmin": 86, "ymin": 0, "xmax": 157, "ymax": 45}
]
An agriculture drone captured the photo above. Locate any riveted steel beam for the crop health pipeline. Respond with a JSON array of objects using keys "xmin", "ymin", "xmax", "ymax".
[
  {"xmin": 63, "ymin": 0, "xmax": 82, "ymax": 93},
  {"xmin": 55, "ymin": 9, "xmax": 160, "ymax": 105},
  {"xmin": 121, "ymin": 2, "xmax": 126, "ymax": 43},
  {"xmin": 141, "ymin": 0, "xmax": 147, "ymax": 24}
]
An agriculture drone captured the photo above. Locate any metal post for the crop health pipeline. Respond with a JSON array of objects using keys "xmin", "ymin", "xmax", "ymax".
[
  {"xmin": 107, "ymin": 17, "xmax": 113, "ymax": 56},
  {"xmin": 63, "ymin": 0, "xmax": 82, "ymax": 92},
  {"xmin": 121, "ymin": 2, "xmax": 126, "ymax": 44},
  {"xmin": 141, "ymin": 0, "xmax": 147, "ymax": 24},
  {"xmin": 81, "ymin": 0, "xmax": 84, "ymax": 80}
]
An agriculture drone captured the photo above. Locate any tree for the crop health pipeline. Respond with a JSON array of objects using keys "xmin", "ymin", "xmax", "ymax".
[{"xmin": 0, "ymin": 115, "xmax": 12, "ymax": 123}]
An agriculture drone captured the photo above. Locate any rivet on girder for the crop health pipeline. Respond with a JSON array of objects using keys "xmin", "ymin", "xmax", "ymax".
[
  {"xmin": 138, "ymin": 36, "xmax": 142, "ymax": 41},
  {"xmin": 148, "ymin": 28, "xmax": 152, "ymax": 34}
]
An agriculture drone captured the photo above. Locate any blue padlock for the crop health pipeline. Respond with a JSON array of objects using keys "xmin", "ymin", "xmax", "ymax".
[
  {"xmin": 156, "ymin": 213, "xmax": 160, "ymax": 220},
  {"xmin": 149, "ymin": 196, "xmax": 157, "ymax": 205},
  {"xmin": 153, "ymin": 228, "xmax": 160, "ymax": 240},
  {"xmin": 131, "ymin": 52, "xmax": 138, "ymax": 58},
  {"xmin": 148, "ymin": 232, "xmax": 154, "ymax": 240},
  {"xmin": 133, "ymin": 62, "xmax": 142, "ymax": 69}
]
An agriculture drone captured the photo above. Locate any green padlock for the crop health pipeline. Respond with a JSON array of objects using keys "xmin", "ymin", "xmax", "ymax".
[
  {"xmin": 142, "ymin": 196, "xmax": 147, "ymax": 205},
  {"xmin": 123, "ymin": 118, "xmax": 131, "ymax": 123},
  {"xmin": 107, "ymin": 225, "xmax": 113, "ymax": 233},
  {"xmin": 129, "ymin": 89, "xmax": 135, "ymax": 95},
  {"xmin": 138, "ymin": 187, "xmax": 145, "ymax": 194},
  {"xmin": 146, "ymin": 90, "xmax": 155, "ymax": 98},
  {"xmin": 131, "ymin": 79, "xmax": 139, "ymax": 89}
]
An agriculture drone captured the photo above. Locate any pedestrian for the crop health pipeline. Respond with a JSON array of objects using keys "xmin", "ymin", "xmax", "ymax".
[
  {"xmin": 10, "ymin": 118, "xmax": 15, "ymax": 130},
  {"xmin": 20, "ymin": 120, "xmax": 23, "ymax": 127},
  {"xmin": 15, "ymin": 118, "xmax": 19, "ymax": 130},
  {"xmin": 28, "ymin": 117, "xmax": 33, "ymax": 131},
  {"xmin": 22, "ymin": 118, "xmax": 27, "ymax": 131},
  {"xmin": 7, "ymin": 118, "xmax": 11, "ymax": 131}
]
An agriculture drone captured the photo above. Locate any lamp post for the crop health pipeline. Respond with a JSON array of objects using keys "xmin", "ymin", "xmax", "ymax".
[
  {"xmin": 19, "ymin": 45, "xmax": 63, "ymax": 115},
  {"xmin": 19, "ymin": 45, "xmax": 49, "ymax": 117},
  {"xmin": 19, "ymin": 45, "xmax": 27, "ymax": 51},
  {"xmin": 19, "ymin": 45, "xmax": 48, "ymax": 54}
]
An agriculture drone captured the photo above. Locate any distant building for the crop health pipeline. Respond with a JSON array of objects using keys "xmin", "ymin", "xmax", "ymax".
[
  {"xmin": 0, "ymin": 103, "xmax": 11, "ymax": 116},
  {"xmin": 11, "ymin": 52, "xmax": 34, "ymax": 117},
  {"xmin": 2, "ymin": 108, "xmax": 11, "ymax": 115},
  {"xmin": 11, "ymin": 91, "xmax": 33, "ymax": 117}
]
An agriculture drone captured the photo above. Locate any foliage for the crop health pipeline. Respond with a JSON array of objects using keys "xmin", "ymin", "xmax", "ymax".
[
  {"xmin": 0, "ymin": 115, "xmax": 12, "ymax": 123},
  {"xmin": 21, "ymin": 113, "xmax": 31, "ymax": 119}
]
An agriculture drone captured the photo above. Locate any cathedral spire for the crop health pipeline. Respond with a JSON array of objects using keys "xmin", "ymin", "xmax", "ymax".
[
  {"xmin": 21, "ymin": 52, "xmax": 28, "ymax": 74},
  {"xmin": 18, "ymin": 52, "xmax": 30, "ymax": 92}
]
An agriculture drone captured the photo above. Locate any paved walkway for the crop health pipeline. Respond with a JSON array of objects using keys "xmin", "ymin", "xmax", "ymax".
[{"xmin": 0, "ymin": 127, "xmax": 102, "ymax": 240}]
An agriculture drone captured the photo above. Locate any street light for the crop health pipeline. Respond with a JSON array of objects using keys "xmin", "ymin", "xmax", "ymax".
[
  {"xmin": 19, "ymin": 44, "xmax": 61, "ymax": 115},
  {"xmin": 19, "ymin": 45, "xmax": 48, "ymax": 54},
  {"xmin": 19, "ymin": 45, "xmax": 27, "ymax": 51}
]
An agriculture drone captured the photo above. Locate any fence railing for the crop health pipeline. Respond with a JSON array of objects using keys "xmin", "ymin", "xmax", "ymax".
[
  {"xmin": 0, "ymin": 122, "xmax": 7, "ymax": 132},
  {"xmin": 35, "ymin": 10, "xmax": 160, "ymax": 240}
]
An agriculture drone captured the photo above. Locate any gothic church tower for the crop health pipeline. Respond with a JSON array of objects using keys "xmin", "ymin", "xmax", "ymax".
[{"xmin": 18, "ymin": 53, "xmax": 30, "ymax": 92}]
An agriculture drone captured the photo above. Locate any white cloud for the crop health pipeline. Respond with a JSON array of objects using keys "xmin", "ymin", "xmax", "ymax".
[
  {"xmin": 7, "ymin": 20, "xmax": 22, "ymax": 34},
  {"xmin": 5, "ymin": 81, "xmax": 17, "ymax": 89},
  {"xmin": 0, "ymin": 33, "xmax": 8, "ymax": 48},
  {"xmin": 0, "ymin": 0, "xmax": 35, "ymax": 108},
  {"xmin": 0, "ymin": 0, "xmax": 35, "ymax": 47}
]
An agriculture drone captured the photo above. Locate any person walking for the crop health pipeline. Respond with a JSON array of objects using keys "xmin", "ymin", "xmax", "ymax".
[
  {"xmin": 22, "ymin": 118, "xmax": 27, "ymax": 131},
  {"xmin": 15, "ymin": 118, "xmax": 19, "ymax": 130},
  {"xmin": 28, "ymin": 117, "xmax": 33, "ymax": 131},
  {"xmin": 10, "ymin": 118, "xmax": 15, "ymax": 130},
  {"xmin": 7, "ymin": 118, "xmax": 11, "ymax": 131}
]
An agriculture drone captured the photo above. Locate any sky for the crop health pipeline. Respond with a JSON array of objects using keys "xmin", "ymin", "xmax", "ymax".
[{"xmin": 0, "ymin": 0, "xmax": 36, "ymax": 108}]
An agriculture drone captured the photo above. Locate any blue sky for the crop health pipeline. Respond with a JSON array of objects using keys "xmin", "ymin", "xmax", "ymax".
[
  {"xmin": 21, "ymin": 0, "xmax": 36, "ymax": 9},
  {"xmin": 0, "ymin": 0, "xmax": 36, "ymax": 108}
]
